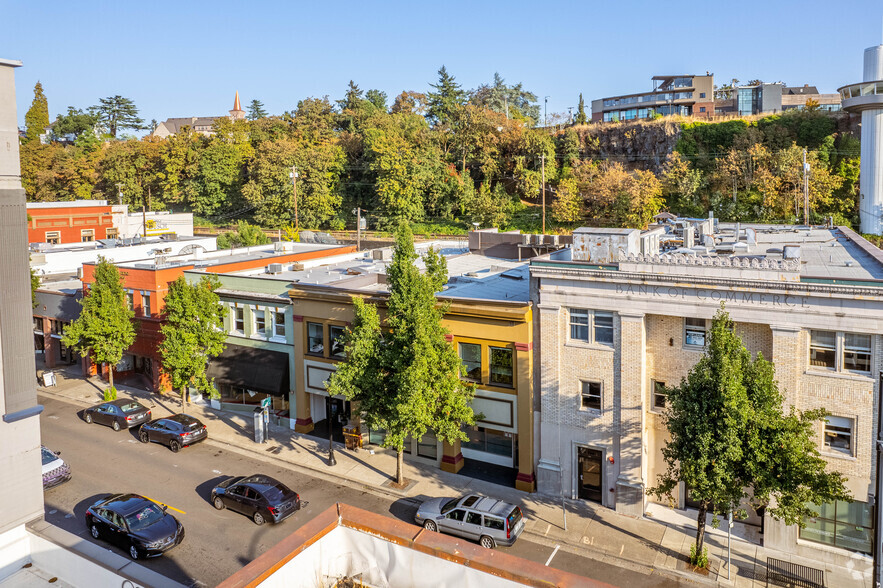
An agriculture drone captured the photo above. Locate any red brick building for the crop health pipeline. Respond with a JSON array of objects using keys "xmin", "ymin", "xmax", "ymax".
[{"xmin": 27, "ymin": 200, "xmax": 117, "ymax": 244}]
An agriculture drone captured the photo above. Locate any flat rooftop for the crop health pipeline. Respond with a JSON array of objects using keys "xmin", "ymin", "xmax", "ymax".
[
  {"xmin": 225, "ymin": 241, "xmax": 530, "ymax": 303},
  {"xmin": 114, "ymin": 242, "xmax": 342, "ymax": 271}
]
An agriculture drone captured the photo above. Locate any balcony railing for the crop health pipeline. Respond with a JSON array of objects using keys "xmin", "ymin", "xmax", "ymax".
[{"xmin": 838, "ymin": 81, "xmax": 883, "ymax": 100}]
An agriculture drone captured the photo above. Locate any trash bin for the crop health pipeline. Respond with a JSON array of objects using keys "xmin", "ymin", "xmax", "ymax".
[
  {"xmin": 343, "ymin": 424, "xmax": 362, "ymax": 451},
  {"xmin": 253, "ymin": 407, "xmax": 265, "ymax": 444}
]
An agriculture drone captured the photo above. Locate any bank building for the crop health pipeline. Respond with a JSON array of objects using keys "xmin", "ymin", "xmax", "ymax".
[{"xmin": 530, "ymin": 213, "xmax": 882, "ymax": 568}]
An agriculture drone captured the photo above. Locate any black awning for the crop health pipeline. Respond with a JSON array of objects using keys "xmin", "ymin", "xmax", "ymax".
[{"xmin": 206, "ymin": 345, "xmax": 290, "ymax": 397}]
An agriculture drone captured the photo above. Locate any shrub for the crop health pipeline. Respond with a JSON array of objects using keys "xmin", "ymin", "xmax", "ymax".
[
  {"xmin": 104, "ymin": 386, "xmax": 118, "ymax": 401},
  {"xmin": 689, "ymin": 543, "xmax": 709, "ymax": 569}
]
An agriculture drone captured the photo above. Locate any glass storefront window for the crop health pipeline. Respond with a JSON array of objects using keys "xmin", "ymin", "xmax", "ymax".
[
  {"xmin": 461, "ymin": 425, "xmax": 513, "ymax": 458},
  {"xmin": 417, "ymin": 432, "xmax": 438, "ymax": 459},
  {"xmin": 800, "ymin": 500, "xmax": 873, "ymax": 554}
]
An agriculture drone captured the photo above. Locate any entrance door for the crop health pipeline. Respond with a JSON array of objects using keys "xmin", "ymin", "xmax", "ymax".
[
  {"xmin": 325, "ymin": 397, "xmax": 349, "ymax": 433},
  {"xmin": 577, "ymin": 447, "xmax": 603, "ymax": 503}
]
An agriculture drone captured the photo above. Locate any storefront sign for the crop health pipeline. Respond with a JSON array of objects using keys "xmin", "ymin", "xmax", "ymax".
[{"xmin": 615, "ymin": 284, "xmax": 809, "ymax": 308}]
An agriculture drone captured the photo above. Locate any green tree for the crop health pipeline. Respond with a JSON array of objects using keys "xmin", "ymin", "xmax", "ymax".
[
  {"xmin": 575, "ymin": 93, "xmax": 587, "ymax": 125},
  {"xmin": 470, "ymin": 73, "xmax": 540, "ymax": 124},
  {"xmin": 649, "ymin": 308, "xmax": 850, "ymax": 566},
  {"xmin": 366, "ymin": 89, "xmax": 388, "ymax": 112},
  {"xmin": 62, "ymin": 257, "xmax": 136, "ymax": 391},
  {"xmin": 426, "ymin": 66, "xmax": 467, "ymax": 127},
  {"xmin": 216, "ymin": 221, "xmax": 271, "ymax": 249},
  {"xmin": 24, "ymin": 81, "xmax": 50, "ymax": 143},
  {"xmin": 90, "ymin": 95, "xmax": 146, "ymax": 138},
  {"xmin": 247, "ymin": 99, "xmax": 269, "ymax": 120},
  {"xmin": 31, "ymin": 267, "xmax": 40, "ymax": 309},
  {"xmin": 49, "ymin": 107, "xmax": 98, "ymax": 142},
  {"xmin": 159, "ymin": 276, "xmax": 227, "ymax": 404},
  {"xmin": 326, "ymin": 224, "xmax": 476, "ymax": 485}
]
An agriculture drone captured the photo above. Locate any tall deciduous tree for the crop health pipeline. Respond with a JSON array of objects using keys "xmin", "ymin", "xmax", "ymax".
[
  {"xmin": 24, "ymin": 81, "xmax": 50, "ymax": 143},
  {"xmin": 247, "ymin": 99, "xmax": 269, "ymax": 120},
  {"xmin": 62, "ymin": 257, "xmax": 136, "ymax": 391},
  {"xmin": 649, "ymin": 308, "xmax": 849, "ymax": 566},
  {"xmin": 326, "ymin": 224, "xmax": 476, "ymax": 485},
  {"xmin": 91, "ymin": 95, "xmax": 146, "ymax": 138},
  {"xmin": 159, "ymin": 275, "xmax": 227, "ymax": 403},
  {"xmin": 50, "ymin": 107, "xmax": 99, "ymax": 142}
]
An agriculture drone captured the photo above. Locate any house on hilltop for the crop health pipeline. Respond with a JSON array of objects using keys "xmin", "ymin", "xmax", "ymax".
[{"xmin": 151, "ymin": 91, "xmax": 247, "ymax": 138}]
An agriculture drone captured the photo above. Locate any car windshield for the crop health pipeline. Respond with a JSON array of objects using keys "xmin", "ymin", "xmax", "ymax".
[
  {"xmin": 124, "ymin": 503, "xmax": 165, "ymax": 531},
  {"xmin": 440, "ymin": 498, "xmax": 459, "ymax": 514},
  {"xmin": 507, "ymin": 507, "xmax": 523, "ymax": 528},
  {"xmin": 119, "ymin": 403, "xmax": 142, "ymax": 414},
  {"xmin": 40, "ymin": 447, "xmax": 57, "ymax": 466}
]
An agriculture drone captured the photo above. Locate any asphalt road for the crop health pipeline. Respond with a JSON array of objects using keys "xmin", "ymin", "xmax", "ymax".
[{"xmin": 40, "ymin": 394, "xmax": 688, "ymax": 587}]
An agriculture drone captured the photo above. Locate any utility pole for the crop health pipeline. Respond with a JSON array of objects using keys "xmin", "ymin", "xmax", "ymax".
[
  {"xmin": 803, "ymin": 148, "xmax": 810, "ymax": 226},
  {"xmin": 289, "ymin": 166, "xmax": 299, "ymax": 231},
  {"xmin": 504, "ymin": 95, "xmax": 509, "ymax": 120},
  {"xmin": 356, "ymin": 208, "xmax": 362, "ymax": 252},
  {"xmin": 541, "ymin": 153, "xmax": 546, "ymax": 234},
  {"xmin": 115, "ymin": 183, "xmax": 123, "ymax": 205},
  {"xmin": 544, "ymin": 96, "xmax": 549, "ymax": 129},
  {"xmin": 875, "ymin": 371, "xmax": 883, "ymax": 588}
]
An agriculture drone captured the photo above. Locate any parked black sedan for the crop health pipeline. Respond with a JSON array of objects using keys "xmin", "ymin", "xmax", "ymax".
[
  {"xmin": 83, "ymin": 399, "xmax": 151, "ymax": 431},
  {"xmin": 211, "ymin": 475, "xmax": 301, "ymax": 525},
  {"xmin": 85, "ymin": 494, "xmax": 184, "ymax": 559},
  {"xmin": 138, "ymin": 414, "xmax": 207, "ymax": 452}
]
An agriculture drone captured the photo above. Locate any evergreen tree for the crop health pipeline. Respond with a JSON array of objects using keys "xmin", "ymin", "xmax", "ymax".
[
  {"xmin": 50, "ymin": 107, "xmax": 99, "ymax": 142},
  {"xmin": 247, "ymin": 99, "xmax": 268, "ymax": 120},
  {"xmin": 90, "ymin": 95, "xmax": 146, "ymax": 138},
  {"xmin": 24, "ymin": 81, "xmax": 50, "ymax": 143},
  {"xmin": 575, "ymin": 93, "xmax": 587, "ymax": 125},
  {"xmin": 426, "ymin": 66, "xmax": 466, "ymax": 127},
  {"xmin": 327, "ymin": 223, "xmax": 476, "ymax": 485},
  {"xmin": 159, "ymin": 276, "xmax": 227, "ymax": 404},
  {"xmin": 649, "ymin": 307, "xmax": 849, "ymax": 567},
  {"xmin": 366, "ymin": 89, "xmax": 388, "ymax": 112},
  {"xmin": 62, "ymin": 257, "xmax": 136, "ymax": 392}
]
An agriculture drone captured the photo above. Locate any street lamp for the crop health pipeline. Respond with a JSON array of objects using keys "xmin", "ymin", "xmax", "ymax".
[{"xmin": 544, "ymin": 96, "xmax": 549, "ymax": 128}]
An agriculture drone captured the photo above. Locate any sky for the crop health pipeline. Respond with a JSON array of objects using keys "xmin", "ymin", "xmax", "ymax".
[{"xmin": 3, "ymin": 1, "xmax": 883, "ymax": 129}]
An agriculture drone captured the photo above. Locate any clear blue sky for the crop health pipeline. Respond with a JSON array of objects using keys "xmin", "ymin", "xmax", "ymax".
[{"xmin": 3, "ymin": 0, "xmax": 882, "ymax": 128}]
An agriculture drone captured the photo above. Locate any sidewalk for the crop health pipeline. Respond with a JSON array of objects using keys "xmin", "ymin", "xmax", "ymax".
[{"xmin": 37, "ymin": 365, "xmax": 872, "ymax": 588}]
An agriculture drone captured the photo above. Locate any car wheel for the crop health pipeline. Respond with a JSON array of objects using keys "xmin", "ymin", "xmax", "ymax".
[
  {"xmin": 480, "ymin": 535, "xmax": 495, "ymax": 549},
  {"xmin": 139, "ymin": 430, "xmax": 149, "ymax": 443},
  {"xmin": 112, "ymin": 420, "xmax": 121, "ymax": 432},
  {"xmin": 84, "ymin": 413, "xmax": 92, "ymax": 424},
  {"xmin": 169, "ymin": 439, "xmax": 180, "ymax": 453},
  {"xmin": 253, "ymin": 511, "xmax": 265, "ymax": 525},
  {"xmin": 90, "ymin": 524, "xmax": 100, "ymax": 539},
  {"xmin": 129, "ymin": 544, "xmax": 139, "ymax": 560},
  {"xmin": 213, "ymin": 497, "xmax": 225, "ymax": 510},
  {"xmin": 423, "ymin": 519, "xmax": 437, "ymax": 532}
]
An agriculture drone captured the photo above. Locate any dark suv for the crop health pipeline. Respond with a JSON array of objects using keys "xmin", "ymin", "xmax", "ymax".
[{"xmin": 138, "ymin": 414, "xmax": 207, "ymax": 452}]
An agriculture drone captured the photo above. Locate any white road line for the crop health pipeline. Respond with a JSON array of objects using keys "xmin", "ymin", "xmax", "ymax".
[
  {"xmin": 212, "ymin": 469, "xmax": 222, "ymax": 474},
  {"xmin": 545, "ymin": 545, "xmax": 560, "ymax": 567}
]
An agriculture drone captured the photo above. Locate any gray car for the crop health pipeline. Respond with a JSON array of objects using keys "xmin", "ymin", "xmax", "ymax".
[{"xmin": 414, "ymin": 493, "xmax": 524, "ymax": 548}]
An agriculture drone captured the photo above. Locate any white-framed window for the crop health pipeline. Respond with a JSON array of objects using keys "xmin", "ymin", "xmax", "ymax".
[
  {"xmin": 253, "ymin": 309, "xmax": 266, "ymax": 337},
  {"xmin": 141, "ymin": 291, "xmax": 151, "ymax": 317},
  {"xmin": 809, "ymin": 330, "xmax": 872, "ymax": 375},
  {"xmin": 651, "ymin": 379, "xmax": 667, "ymax": 411},
  {"xmin": 569, "ymin": 309, "xmax": 614, "ymax": 346},
  {"xmin": 45, "ymin": 231, "xmax": 60, "ymax": 245},
  {"xmin": 81, "ymin": 229, "xmax": 94, "ymax": 242},
  {"xmin": 125, "ymin": 290, "xmax": 134, "ymax": 311},
  {"xmin": 684, "ymin": 317, "xmax": 707, "ymax": 347},
  {"xmin": 232, "ymin": 305, "xmax": 244, "ymax": 333},
  {"xmin": 580, "ymin": 380, "xmax": 602, "ymax": 411},
  {"xmin": 824, "ymin": 416, "xmax": 853, "ymax": 456},
  {"xmin": 273, "ymin": 310, "xmax": 285, "ymax": 339},
  {"xmin": 105, "ymin": 227, "xmax": 119, "ymax": 239}
]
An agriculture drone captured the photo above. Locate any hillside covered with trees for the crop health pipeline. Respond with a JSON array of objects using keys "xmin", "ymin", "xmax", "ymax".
[{"xmin": 19, "ymin": 70, "xmax": 861, "ymax": 234}]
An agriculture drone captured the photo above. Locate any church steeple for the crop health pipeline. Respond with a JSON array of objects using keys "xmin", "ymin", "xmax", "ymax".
[{"xmin": 229, "ymin": 91, "xmax": 246, "ymax": 120}]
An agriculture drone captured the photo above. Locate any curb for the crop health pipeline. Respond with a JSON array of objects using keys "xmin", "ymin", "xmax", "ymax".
[{"xmin": 38, "ymin": 387, "xmax": 708, "ymax": 585}]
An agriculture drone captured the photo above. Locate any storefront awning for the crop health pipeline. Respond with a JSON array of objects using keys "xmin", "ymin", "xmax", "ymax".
[{"xmin": 207, "ymin": 345, "xmax": 290, "ymax": 397}]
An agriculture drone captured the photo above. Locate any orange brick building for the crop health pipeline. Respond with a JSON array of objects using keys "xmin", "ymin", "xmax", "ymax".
[
  {"xmin": 27, "ymin": 201, "xmax": 117, "ymax": 244},
  {"xmin": 79, "ymin": 244, "xmax": 356, "ymax": 391}
]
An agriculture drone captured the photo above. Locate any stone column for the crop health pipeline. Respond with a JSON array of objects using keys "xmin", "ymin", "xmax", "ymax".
[
  {"xmin": 514, "ymin": 339, "xmax": 535, "ymax": 492},
  {"xmin": 535, "ymin": 304, "xmax": 563, "ymax": 496},
  {"xmin": 615, "ymin": 312, "xmax": 646, "ymax": 517},
  {"xmin": 770, "ymin": 325, "xmax": 801, "ymax": 409},
  {"xmin": 440, "ymin": 439, "xmax": 464, "ymax": 474},
  {"xmin": 292, "ymin": 314, "xmax": 313, "ymax": 433},
  {"xmin": 42, "ymin": 317, "xmax": 56, "ymax": 369}
]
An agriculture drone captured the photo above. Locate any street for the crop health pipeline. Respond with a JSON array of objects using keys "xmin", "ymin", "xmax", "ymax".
[{"xmin": 40, "ymin": 394, "xmax": 687, "ymax": 587}]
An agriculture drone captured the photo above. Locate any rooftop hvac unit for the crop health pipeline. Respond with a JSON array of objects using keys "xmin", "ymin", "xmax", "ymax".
[
  {"xmin": 76, "ymin": 267, "xmax": 84, "ymax": 279},
  {"xmin": 372, "ymin": 248, "xmax": 393, "ymax": 261},
  {"xmin": 267, "ymin": 263, "xmax": 284, "ymax": 274}
]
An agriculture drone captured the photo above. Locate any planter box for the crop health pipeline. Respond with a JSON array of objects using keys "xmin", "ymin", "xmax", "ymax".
[{"xmin": 210, "ymin": 399, "xmax": 221, "ymax": 410}]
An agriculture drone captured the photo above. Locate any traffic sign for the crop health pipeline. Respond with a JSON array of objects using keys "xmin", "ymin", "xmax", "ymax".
[{"xmin": 261, "ymin": 397, "xmax": 272, "ymax": 408}]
